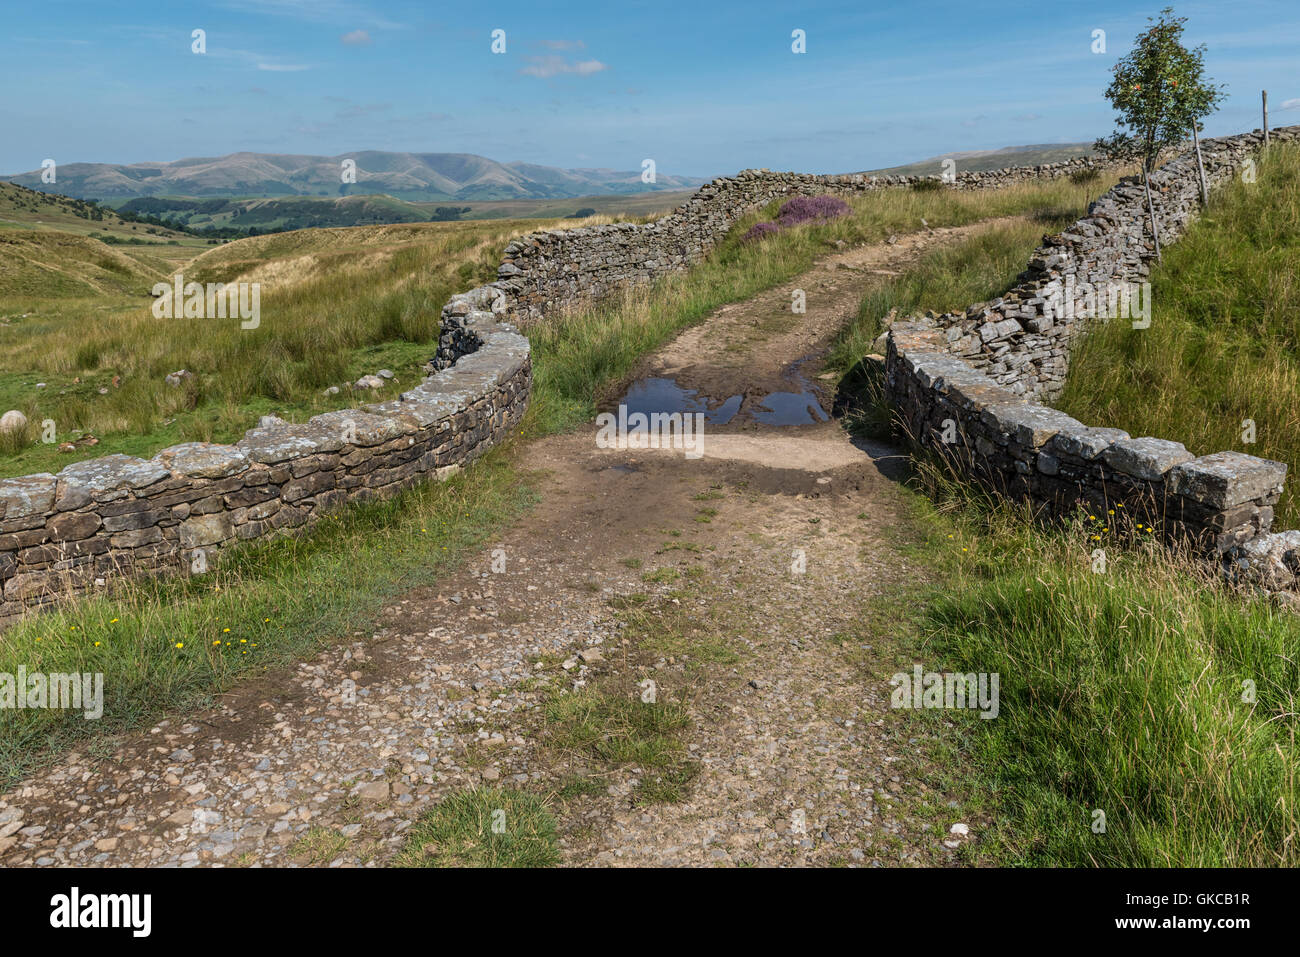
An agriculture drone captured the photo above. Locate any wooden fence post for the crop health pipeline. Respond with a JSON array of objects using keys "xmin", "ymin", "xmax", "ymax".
[{"xmin": 1192, "ymin": 124, "xmax": 1209, "ymax": 207}]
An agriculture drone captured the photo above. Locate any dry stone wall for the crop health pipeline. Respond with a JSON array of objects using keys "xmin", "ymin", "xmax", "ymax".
[
  {"xmin": 884, "ymin": 126, "xmax": 1300, "ymax": 592},
  {"xmin": 891, "ymin": 126, "xmax": 1300, "ymax": 400},
  {"xmin": 4, "ymin": 126, "xmax": 1296, "ymax": 626},
  {"xmin": 489, "ymin": 156, "xmax": 1127, "ymax": 326},
  {"xmin": 0, "ymin": 324, "xmax": 530, "ymax": 627}
]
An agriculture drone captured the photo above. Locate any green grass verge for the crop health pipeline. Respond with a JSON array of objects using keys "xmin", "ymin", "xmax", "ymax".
[{"xmin": 871, "ymin": 469, "xmax": 1300, "ymax": 867}]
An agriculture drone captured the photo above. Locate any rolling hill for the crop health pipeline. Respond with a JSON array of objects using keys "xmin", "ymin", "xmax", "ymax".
[
  {"xmin": 865, "ymin": 142, "xmax": 1097, "ymax": 177},
  {"xmin": 0, "ymin": 181, "xmax": 197, "ymax": 243},
  {"xmin": 3, "ymin": 151, "xmax": 708, "ymax": 202}
]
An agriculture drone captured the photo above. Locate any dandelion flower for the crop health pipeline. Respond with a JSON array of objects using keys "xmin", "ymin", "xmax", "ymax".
[{"xmin": 175, "ymin": 642, "xmax": 184, "ymax": 649}]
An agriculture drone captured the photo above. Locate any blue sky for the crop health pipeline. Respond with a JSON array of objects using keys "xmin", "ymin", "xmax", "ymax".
[{"xmin": 3, "ymin": 0, "xmax": 1298, "ymax": 178}]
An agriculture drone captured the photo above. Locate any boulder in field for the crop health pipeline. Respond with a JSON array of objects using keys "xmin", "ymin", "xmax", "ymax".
[{"xmin": 0, "ymin": 410, "xmax": 28, "ymax": 434}]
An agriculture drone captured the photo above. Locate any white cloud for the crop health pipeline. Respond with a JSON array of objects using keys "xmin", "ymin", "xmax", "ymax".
[
  {"xmin": 1281, "ymin": 98, "xmax": 1300, "ymax": 111},
  {"xmin": 520, "ymin": 55, "xmax": 608, "ymax": 78},
  {"xmin": 341, "ymin": 30, "xmax": 372, "ymax": 46},
  {"xmin": 210, "ymin": 47, "xmax": 311, "ymax": 72}
]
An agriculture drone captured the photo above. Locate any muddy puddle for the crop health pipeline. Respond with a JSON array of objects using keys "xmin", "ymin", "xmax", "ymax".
[{"xmin": 615, "ymin": 375, "xmax": 828, "ymax": 427}]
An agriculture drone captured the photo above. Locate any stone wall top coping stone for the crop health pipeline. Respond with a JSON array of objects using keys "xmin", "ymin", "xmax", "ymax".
[
  {"xmin": 364, "ymin": 397, "xmax": 454, "ymax": 429},
  {"xmin": 153, "ymin": 442, "xmax": 250, "ymax": 479},
  {"xmin": 1046, "ymin": 426, "xmax": 1131, "ymax": 462},
  {"xmin": 1101, "ymin": 437, "xmax": 1194, "ymax": 481},
  {"xmin": 1168, "ymin": 451, "xmax": 1288, "ymax": 508},
  {"xmin": 0, "ymin": 474, "xmax": 58, "ymax": 520},
  {"xmin": 1004, "ymin": 406, "xmax": 1087, "ymax": 449},
  {"xmin": 57, "ymin": 454, "xmax": 171, "ymax": 494},
  {"xmin": 307, "ymin": 409, "xmax": 416, "ymax": 447},
  {"xmin": 236, "ymin": 425, "xmax": 330, "ymax": 464}
]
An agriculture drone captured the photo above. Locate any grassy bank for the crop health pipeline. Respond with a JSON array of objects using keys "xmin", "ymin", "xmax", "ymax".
[
  {"xmin": 0, "ymin": 219, "xmax": 559, "ymax": 476},
  {"xmin": 1055, "ymin": 142, "xmax": 1300, "ymax": 525},
  {"xmin": 881, "ymin": 475, "xmax": 1300, "ymax": 867}
]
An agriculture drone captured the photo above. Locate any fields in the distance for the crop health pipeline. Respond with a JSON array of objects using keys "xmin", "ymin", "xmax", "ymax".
[{"xmin": 97, "ymin": 189, "xmax": 697, "ymax": 233}]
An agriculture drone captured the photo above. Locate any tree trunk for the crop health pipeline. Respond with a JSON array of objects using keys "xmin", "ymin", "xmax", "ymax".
[{"xmin": 1143, "ymin": 173, "xmax": 1162, "ymax": 263}]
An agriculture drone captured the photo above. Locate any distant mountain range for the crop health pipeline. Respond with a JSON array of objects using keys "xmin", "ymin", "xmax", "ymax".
[{"xmin": 2, "ymin": 151, "xmax": 709, "ymax": 202}]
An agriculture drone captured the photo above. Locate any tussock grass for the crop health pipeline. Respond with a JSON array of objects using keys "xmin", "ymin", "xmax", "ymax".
[
  {"xmin": 897, "ymin": 469, "xmax": 1300, "ymax": 867},
  {"xmin": 0, "ymin": 219, "xmax": 556, "ymax": 477},
  {"xmin": 1056, "ymin": 142, "xmax": 1300, "ymax": 525},
  {"xmin": 543, "ymin": 687, "xmax": 698, "ymax": 805}
]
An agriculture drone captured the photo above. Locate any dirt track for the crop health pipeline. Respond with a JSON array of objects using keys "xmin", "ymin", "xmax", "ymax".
[{"xmin": 0, "ymin": 222, "xmax": 1004, "ymax": 867}]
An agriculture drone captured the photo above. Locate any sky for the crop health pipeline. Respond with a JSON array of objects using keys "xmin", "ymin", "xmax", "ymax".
[{"xmin": 2, "ymin": 0, "xmax": 1298, "ymax": 179}]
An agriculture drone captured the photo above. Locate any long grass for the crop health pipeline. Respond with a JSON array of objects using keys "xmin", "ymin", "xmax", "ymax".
[
  {"xmin": 0, "ymin": 219, "xmax": 558, "ymax": 477},
  {"xmin": 895, "ymin": 469, "xmax": 1300, "ymax": 867},
  {"xmin": 1055, "ymin": 142, "xmax": 1300, "ymax": 525}
]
